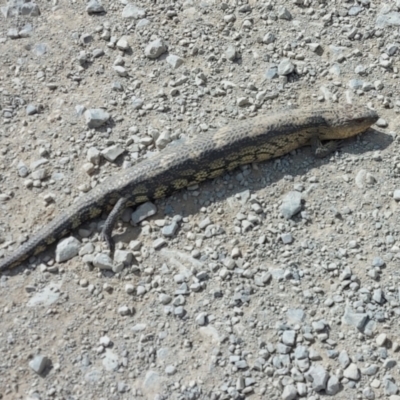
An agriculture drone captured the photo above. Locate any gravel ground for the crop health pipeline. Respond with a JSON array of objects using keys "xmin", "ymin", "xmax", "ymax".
[{"xmin": 1, "ymin": 0, "xmax": 400, "ymax": 399}]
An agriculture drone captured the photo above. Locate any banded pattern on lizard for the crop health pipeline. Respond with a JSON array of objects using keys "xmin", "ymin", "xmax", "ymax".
[{"xmin": 0, "ymin": 105, "xmax": 378, "ymax": 271}]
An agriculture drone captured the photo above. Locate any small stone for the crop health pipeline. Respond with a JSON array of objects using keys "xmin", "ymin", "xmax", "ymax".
[
  {"xmin": 153, "ymin": 238, "xmax": 166, "ymax": 250},
  {"xmin": 263, "ymin": 32, "xmax": 276, "ymax": 44},
  {"xmin": 118, "ymin": 305, "xmax": 131, "ymax": 316},
  {"xmin": 145, "ymin": 38, "xmax": 167, "ymax": 59},
  {"xmin": 338, "ymin": 350, "xmax": 350, "ymax": 368},
  {"xmin": 92, "ymin": 253, "xmax": 114, "ymax": 270},
  {"xmin": 84, "ymin": 109, "xmax": 110, "ymax": 128},
  {"xmin": 122, "ymin": 4, "xmax": 146, "ymax": 19},
  {"xmin": 342, "ymin": 307, "xmax": 369, "ymax": 331},
  {"xmin": 282, "ymin": 330, "xmax": 296, "ymax": 346},
  {"xmin": 26, "ymin": 104, "xmax": 38, "ymax": 115},
  {"xmin": 55, "ymin": 237, "xmax": 81, "ymax": 263},
  {"xmin": 101, "ymin": 145, "xmax": 125, "ymax": 162},
  {"xmin": 376, "ymin": 118, "xmax": 388, "ymax": 128},
  {"xmin": 162, "ymin": 221, "xmax": 179, "ymax": 237},
  {"xmin": 383, "ymin": 358, "xmax": 397, "ymax": 369},
  {"xmin": 29, "ymin": 355, "xmax": 50, "ymax": 375},
  {"xmin": 326, "ymin": 375, "xmax": 340, "ymax": 395},
  {"xmin": 281, "ymin": 384, "xmax": 297, "ymax": 400},
  {"xmin": 131, "ymin": 202, "xmax": 157, "ymax": 224},
  {"xmin": 166, "ymin": 54, "xmax": 184, "ymax": 69},
  {"xmin": 343, "ymin": 363, "xmax": 360, "ymax": 381},
  {"xmin": 116, "ymin": 37, "xmax": 130, "ymax": 51},
  {"xmin": 125, "ymin": 284, "xmax": 134, "ymax": 294},
  {"xmin": 376, "ymin": 333, "xmax": 387, "ymax": 346},
  {"xmin": 281, "ymin": 191, "xmax": 302, "ymax": 218},
  {"xmin": 305, "ymin": 364, "xmax": 329, "ymax": 391},
  {"xmin": 278, "ymin": 58, "xmax": 295, "ymax": 76},
  {"xmin": 225, "ymin": 45, "xmax": 237, "ymax": 61},
  {"xmin": 165, "ymin": 365, "xmax": 176, "ymax": 375},
  {"xmin": 86, "ymin": 0, "xmax": 104, "ymax": 13},
  {"xmin": 129, "ymin": 97, "xmax": 144, "ymax": 112},
  {"xmin": 278, "ymin": 6, "xmax": 292, "ymax": 20}
]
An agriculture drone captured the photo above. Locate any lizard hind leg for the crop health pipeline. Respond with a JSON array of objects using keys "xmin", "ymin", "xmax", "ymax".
[{"xmin": 101, "ymin": 196, "xmax": 129, "ymax": 254}]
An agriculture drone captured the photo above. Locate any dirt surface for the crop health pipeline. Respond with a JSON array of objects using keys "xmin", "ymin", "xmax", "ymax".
[{"xmin": 1, "ymin": 0, "xmax": 400, "ymax": 399}]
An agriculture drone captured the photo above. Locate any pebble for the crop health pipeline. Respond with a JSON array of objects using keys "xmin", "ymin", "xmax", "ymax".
[
  {"xmin": 29, "ymin": 355, "xmax": 50, "ymax": 375},
  {"xmin": 86, "ymin": 0, "xmax": 104, "ymax": 13},
  {"xmin": 343, "ymin": 363, "xmax": 360, "ymax": 381},
  {"xmin": 84, "ymin": 109, "xmax": 110, "ymax": 128},
  {"xmin": 305, "ymin": 364, "xmax": 329, "ymax": 391},
  {"xmin": 102, "ymin": 145, "xmax": 124, "ymax": 162},
  {"xmin": 131, "ymin": 202, "xmax": 157, "ymax": 224},
  {"xmin": 55, "ymin": 237, "xmax": 81, "ymax": 263},
  {"xmin": 280, "ymin": 191, "xmax": 302, "ymax": 219},
  {"xmin": 145, "ymin": 38, "xmax": 167, "ymax": 59},
  {"xmin": 166, "ymin": 54, "xmax": 184, "ymax": 69}
]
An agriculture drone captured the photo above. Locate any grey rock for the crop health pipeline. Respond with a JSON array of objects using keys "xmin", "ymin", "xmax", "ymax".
[
  {"xmin": 282, "ymin": 384, "xmax": 297, "ymax": 400},
  {"xmin": 387, "ymin": 43, "xmax": 399, "ymax": 56},
  {"xmin": 348, "ymin": 79, "xmax": 364, "ymax": 90},
  {"xmin": 280, "ymin": 191, "xmax": 302, "ymax": 218},
  {"xmin": 278, "ymin": 58, "xmax": 295, "ymax": 76},
  {"xmin": 282, "ymin": 330, "xmax": 296, "ymax": 346},
  {"xmin": 131, "ymin": 202, "xmax": 157, "ymax": 224},
  {"xmin": 383, "ymin": 359, "xmax": 397, "ymax": 369},
  {"xmin": 86, "ymin": 0, "xmax": 104, "ymax": 13},
  {"xmin": 29, "ymin": 355, "xmax": 50, "ymax": 374},
  {"xmin": 145, "ymin": 38, "xmax": 167, "ymax": 59},
  {"xmin": 84, "ymin": 109, "xmax": 110, "ymax": 128},
  {"xmin": 92, "ymin": 253, "xmax": 114, "ymax": 270},
  {"xmin": 131, "ymin": 96, "xmax": 144, "ymax": 110},
  {"xmin": 101, "ymin": 145, "xmax": 124, "ymax": 162},
  {"xmin": 342, "ymin": 307, "xmax": 369, "ymax": 331},
  {"xmin": 143, "ymin": 370, "xmax": 161, "ymax": 389},
  {"xmin": 376, "ymin": 12, "xmax": 400, "ymax": 29},
  {"xmin": 305, "ymin": 364, "xmax": 329, "ymax": 391},
  {"xmin": 122, "ymin": 4, "xmax": 146, "ymax": 19},
  {"xmin": 281, "ymin": 233, "xmax": 293, "ymax": 244},
  {"xmin": 137, "ymin": 18, "xmax": 150, "ymax": 28},
  {"xmin": 278, "ymin": 6, "xmax": 292, "ymax": 20},
  {"xmin": 343, "ymin": 363, "xmax": 360, "ymax": 381},
  {"xmin": 394, "ymin": 190, "xmax": 400, "ymax": 201},
  {"xmin": 55, "ymin": 237, "xmax": 81, "ymax": 262},
  {"xmin": 373, "ymin": 288, "xmax": 385, "ymax": 304},
  {"xmin": 19, "ymin": 23, "xmax": 33, "ymax": 38},
  {"xmin": 265, "ymin": 65, "xmax": 278, "ymax": 80},
  {"xmin": 338, "ymin": 350, "xmax": 350, "ymax": 368},
  {"xmin": 326, "ymin": 375, "xmax": 340, "ymax": 395},
  {"xmin": 287, "ymin": 308, "xmax": 305, "ymax": 323},
  {"xmin": 117, "ymin": 382, "xmax": 128, "ymax": 393},
  {"xmin": 294, "ymin": 346, "xmax": 309, "ymax": 360},
  {"xmin": 348, "ymin": 5, "xmax": 363, "ymax": 16},
  {"xmin": 225, "ymin": 45, "xmax": 236, "ymax": 61},
  {"xmin": 164, "ymin": 365, "xmax": 176, "ymax": 376},
  {"xmin": 102, "ymin": 349, "xmax": 119, "ymax": 371},
  {"xmin": 361, "ymin": 364, "xmax": 379, "ymax": 375},
  {"xmin": 363, "ymin": 387, "xmax": 375, "ymax": 400},
  {"xmin": 263, "ymin": 32, "xmax": 276, "ymax": 44},
  {"xmin": 113, "ymin": 250, "xmax": 133, "ymax": 266},
  {"xmin": 384, "ymin": 378, "xmax": 398, "ymax": 395},
  {"xmin": 26, "ymin": 104, "xmax": 38, "ymax": 115},
  {"xmin": 162, "ymin": 221, "xmax": 179, "ymax": 237},
  {"xmin": 376, "ymin": 118, "xmax": 388, "ymax": 128},
  {"xmin": 166, "ymin": 54, "xmax": 184, "ymax": 69}
]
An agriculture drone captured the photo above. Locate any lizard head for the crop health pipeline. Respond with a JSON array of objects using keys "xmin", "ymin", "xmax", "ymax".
[{"xmin": 320, "ymin": 105, "xmax": 379, "ymax": 140}]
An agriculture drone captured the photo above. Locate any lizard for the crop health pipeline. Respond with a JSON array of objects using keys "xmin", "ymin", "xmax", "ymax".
[{"xmin": 0, "ymin": 105, "xmax": 378, "ymax": 271}]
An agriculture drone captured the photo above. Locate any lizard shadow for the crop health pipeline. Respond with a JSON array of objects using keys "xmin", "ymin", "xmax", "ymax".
[{"xmin": 113, "ymin": 127, "xmax": 393, "ymax": 250}]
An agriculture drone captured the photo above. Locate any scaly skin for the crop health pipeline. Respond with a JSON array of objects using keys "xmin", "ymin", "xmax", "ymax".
[{"xmin": 0, "ymin": 105, "xmax": 378, "ymax": 271}]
